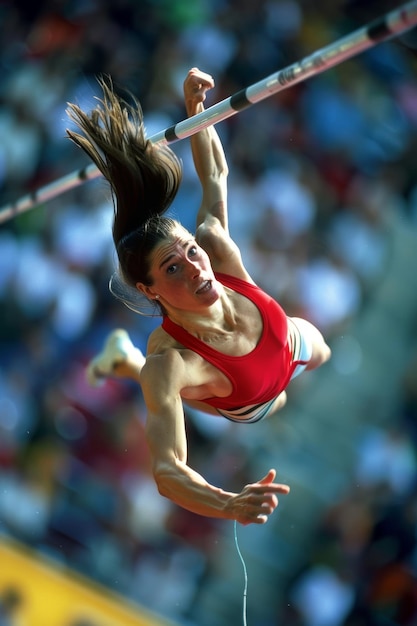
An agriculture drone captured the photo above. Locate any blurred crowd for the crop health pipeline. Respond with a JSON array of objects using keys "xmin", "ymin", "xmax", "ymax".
[{"xmin": 0, "ymin": 1, "xmax": 417, "ymax": 625}]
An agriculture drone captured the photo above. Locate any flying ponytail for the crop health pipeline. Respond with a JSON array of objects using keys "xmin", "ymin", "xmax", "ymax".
[{"xmin": 66, "ymin": 76, "xmax": 182, "ymax": 244}]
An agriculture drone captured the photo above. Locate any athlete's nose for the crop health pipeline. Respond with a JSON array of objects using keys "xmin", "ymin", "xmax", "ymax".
[{"xmin": 186, "ymin": 258, "xmax": 201, "ymax": 279}]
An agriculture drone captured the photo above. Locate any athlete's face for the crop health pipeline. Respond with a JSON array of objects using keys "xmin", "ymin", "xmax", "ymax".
[{"xmin": 137, "ymin": 227, "xmax": 221, "ymax": 310}]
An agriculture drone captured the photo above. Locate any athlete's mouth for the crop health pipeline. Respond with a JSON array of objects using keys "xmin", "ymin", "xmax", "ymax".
[{"xmin": 196, "ymin": 280, "xmax": 212, "ymax": 294}]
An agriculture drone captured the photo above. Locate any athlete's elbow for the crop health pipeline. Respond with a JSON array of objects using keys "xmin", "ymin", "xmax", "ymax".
[
  {"xmin": 152, "ymin": 462, "xmax": 179, "ymax": 499},
  {"xmin": 154, "ymin": 473, "xmax": 170, "ymax": 498},
  {"xmin": 218, "ymin": 163, "xmax": 229, "ymax": 179}
]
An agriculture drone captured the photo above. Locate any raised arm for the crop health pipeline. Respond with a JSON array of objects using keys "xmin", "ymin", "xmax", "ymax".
[
  {"xmin": 184, "ymin": 68, "xmax": 229, "ymax": 233},
  {"xmin": 184, "ymin": 68, "xmax": 252, "ymax": 279},
  {"xmin": 140, "ymin": 350, "xmax": 290, "ymax": 525}
]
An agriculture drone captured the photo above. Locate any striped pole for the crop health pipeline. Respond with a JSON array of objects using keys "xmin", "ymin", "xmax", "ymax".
[{"xmin": 1, "ymin": 0, "xmax": 417, "ymax": 224}]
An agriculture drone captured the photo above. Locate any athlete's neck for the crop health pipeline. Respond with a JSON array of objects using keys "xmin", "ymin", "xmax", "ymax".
[{"xmin": 166, "ymin": 291, "xmax": 236, "ymax": 338}]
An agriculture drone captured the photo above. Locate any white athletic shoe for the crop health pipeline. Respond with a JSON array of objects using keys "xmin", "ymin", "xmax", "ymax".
[{"xmin": 86, "ymin": 329, "xmax": 143, "ymax": 387}]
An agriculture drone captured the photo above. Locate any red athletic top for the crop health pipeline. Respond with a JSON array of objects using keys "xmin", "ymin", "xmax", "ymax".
[{"xmin": 161, "ymin": 272, "xmax": 297, "ymax": 410}]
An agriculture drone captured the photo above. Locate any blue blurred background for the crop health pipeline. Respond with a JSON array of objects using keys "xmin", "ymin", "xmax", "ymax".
[{"xmin": 1, "ymin": 1, "xmax": 417, "ymax": 624}]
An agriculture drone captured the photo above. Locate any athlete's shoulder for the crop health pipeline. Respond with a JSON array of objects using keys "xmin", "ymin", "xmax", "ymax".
[{"xmin": 146, "ymin": 324, "xmax": 180, "ymax": 355}]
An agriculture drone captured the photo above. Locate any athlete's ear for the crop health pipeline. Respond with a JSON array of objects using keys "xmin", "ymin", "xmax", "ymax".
[{"xmin": 136, "ymin": 282, "xmax": 158, "ymax": 300}]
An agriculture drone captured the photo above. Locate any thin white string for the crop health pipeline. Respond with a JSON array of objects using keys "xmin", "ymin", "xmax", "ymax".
[{"xmin": 234, "ymin": 520, "xmax": 248, "ymax": 626}]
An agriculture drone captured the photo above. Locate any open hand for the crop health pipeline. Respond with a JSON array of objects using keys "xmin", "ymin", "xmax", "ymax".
[{"xmin": 227, "ymin": 469, "xmax": 290, "ymax": 525}]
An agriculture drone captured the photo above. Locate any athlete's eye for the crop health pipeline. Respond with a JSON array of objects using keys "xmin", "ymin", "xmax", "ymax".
[
  {"xmin": 166, "ymin": 264, "xmax": 177, "ymax": 274},
  {"xmin": 188, "ymin": 245, "xmax": 198, "ymax": 257}
]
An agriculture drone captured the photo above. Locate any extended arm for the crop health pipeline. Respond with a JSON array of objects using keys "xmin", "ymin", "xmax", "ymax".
[
  {"xmin": 184, "ymin": 68, "xmax": 229, "ymax": 233},
  {"xmin": 184, "ymin": 67, "xmax": 252, "ymax": 279},
  {"xmin": 140, "ymin": 350, "xmax": 290, "ymax": 525}
]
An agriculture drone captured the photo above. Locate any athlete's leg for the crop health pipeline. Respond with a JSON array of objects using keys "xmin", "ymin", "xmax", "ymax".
[
  {"xmin": 290, "ymin": 317, "xmax": 331, "ymax": 371},
  {"xmin": 86, "ymin": 329, "xmax": 145, "ymax": 387},
  {"xmin": 270, "ymin": 390, "xmax": 288, "ymax": 414}
]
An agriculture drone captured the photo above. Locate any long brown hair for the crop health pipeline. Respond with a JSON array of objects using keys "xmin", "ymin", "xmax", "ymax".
[{"xmin": 66, "ymin": 77, "xmax": 183, "ymax": 287}]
